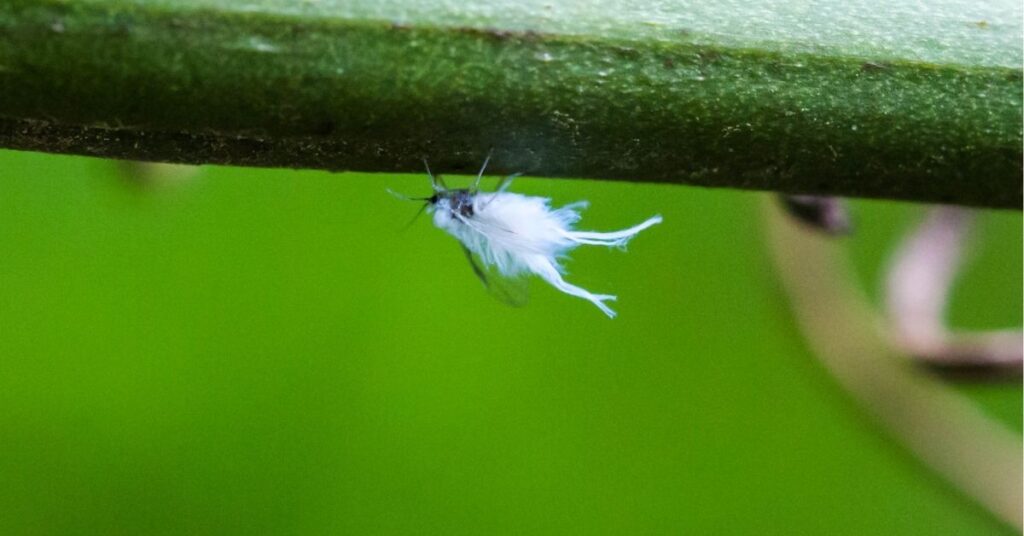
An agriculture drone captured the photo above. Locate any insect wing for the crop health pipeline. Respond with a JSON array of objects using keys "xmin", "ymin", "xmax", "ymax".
[{"xmin": 461, "ymin": 245, "xmax": 529, "ymax": 307}]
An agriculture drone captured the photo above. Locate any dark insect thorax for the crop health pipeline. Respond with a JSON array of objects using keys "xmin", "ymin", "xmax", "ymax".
[{"xmin": 448, "ymin": 190, "xmax": 475, "ymax": 217}]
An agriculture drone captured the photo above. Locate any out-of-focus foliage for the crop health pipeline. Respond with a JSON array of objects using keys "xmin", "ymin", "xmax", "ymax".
[{"xmin": 0, "ymin": 149, "xmax": 1019, "ymax": 534}]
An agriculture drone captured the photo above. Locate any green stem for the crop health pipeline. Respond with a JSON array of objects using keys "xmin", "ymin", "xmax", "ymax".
[{"xmin": 1, "ymin": 0, "xmax": 1021, "ymax": 207}]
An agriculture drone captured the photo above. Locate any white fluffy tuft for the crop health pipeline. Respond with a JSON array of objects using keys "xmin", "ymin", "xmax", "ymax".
[{"xmin": 431, "ymin": 190, "xmax": 661, "ymax": 318}]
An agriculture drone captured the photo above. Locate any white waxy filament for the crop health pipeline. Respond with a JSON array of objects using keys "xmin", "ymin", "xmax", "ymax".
[{"xmin": 431, "ymin": 189, "xmax": 661, "ymax": 318}]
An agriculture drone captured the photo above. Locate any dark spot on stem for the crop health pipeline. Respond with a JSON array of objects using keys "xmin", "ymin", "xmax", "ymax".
[
  {"xmin": 861, "ymin": 61, "xmax": 890, "ymax": 72},
  {"xmin": 697, "ymin": 50, "xmax": 721, "ymax": 64},
  {"xmin": 312, "ymin": 119, "xmax": 336, "ymax": 136},
  {"xmin": 612, "ymin": 46, "xmax": 640, "ymax": 59},
  {"xmin": 450, "ymin": 27, "xmax": 544, "ymax": 43},
  {"xmin": 111, "ymin": 13, "xmax": 136, "ymax": 35},
  {"xmin": 780, "ymin": 195, "xmax": 852, "ymax": 235}
]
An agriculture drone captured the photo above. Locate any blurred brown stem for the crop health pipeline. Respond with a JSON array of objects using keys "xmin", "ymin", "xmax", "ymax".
[
  {"xmin": 886, "ymin": 207, "xmax": 1023, "ymax": 376},
  {"xmin": 765, "ymin": 200, "xmax": 1023, "ymax": 530}
]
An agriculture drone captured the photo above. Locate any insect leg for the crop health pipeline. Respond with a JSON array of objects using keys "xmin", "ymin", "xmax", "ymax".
[
  {"xmin": 461, "ymin": 244, "xmax": 489, "ymax": 287},
  {"xmin": 495, "ymin": 173, "xmax": 520, "ymax": 193},
  {"xmin": 479, "ymin": 173, "xmax": 523, "ymax": 211},
  {"xmin": 423, "ymin": 158, "xmax": 447, "ymax": 192},
  {"xmin": 472, "ymin": 151, "xmax": 493, "ymax": 192}
]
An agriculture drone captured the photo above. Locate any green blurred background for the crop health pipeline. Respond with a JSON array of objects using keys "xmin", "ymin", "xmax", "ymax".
[{"xmin": 0, "ymin": 149, "xmax": 1019, "ymax": 534}]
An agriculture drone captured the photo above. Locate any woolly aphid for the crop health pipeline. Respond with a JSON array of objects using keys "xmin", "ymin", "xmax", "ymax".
[{"xmin": 392, "ymin": 156, "xmax": 662, "ymax": 318}]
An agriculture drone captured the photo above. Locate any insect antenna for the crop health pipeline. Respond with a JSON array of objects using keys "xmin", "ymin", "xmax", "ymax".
[
  {"xmin": 471, "ymin": 150, "xmax": 493, "ymax": 193},
  {"xmin": 385, "ymin": 189, "xmax": 433, "ymax": 231},
  {"xmin": 385, "ymin": 188, "xmax": 431, "ymax": 202},
  {"xmin": 401, "ymin": 202, "xmax": 430, "ymax": 230}
]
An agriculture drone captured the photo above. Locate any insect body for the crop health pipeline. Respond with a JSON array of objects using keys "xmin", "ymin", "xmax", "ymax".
[{"xmin": 397, "ymin": 156, "xmax": 662, "ymax": 318}]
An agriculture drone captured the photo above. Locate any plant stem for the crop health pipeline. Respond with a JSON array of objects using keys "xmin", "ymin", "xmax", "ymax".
[
  {"xmin": 766, "ymin": 201, "xmax": 1023, "ymax": 529},
  {"xmin": 0, "ymin": 0, "xmax": 1020, "ymax": 207}
]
